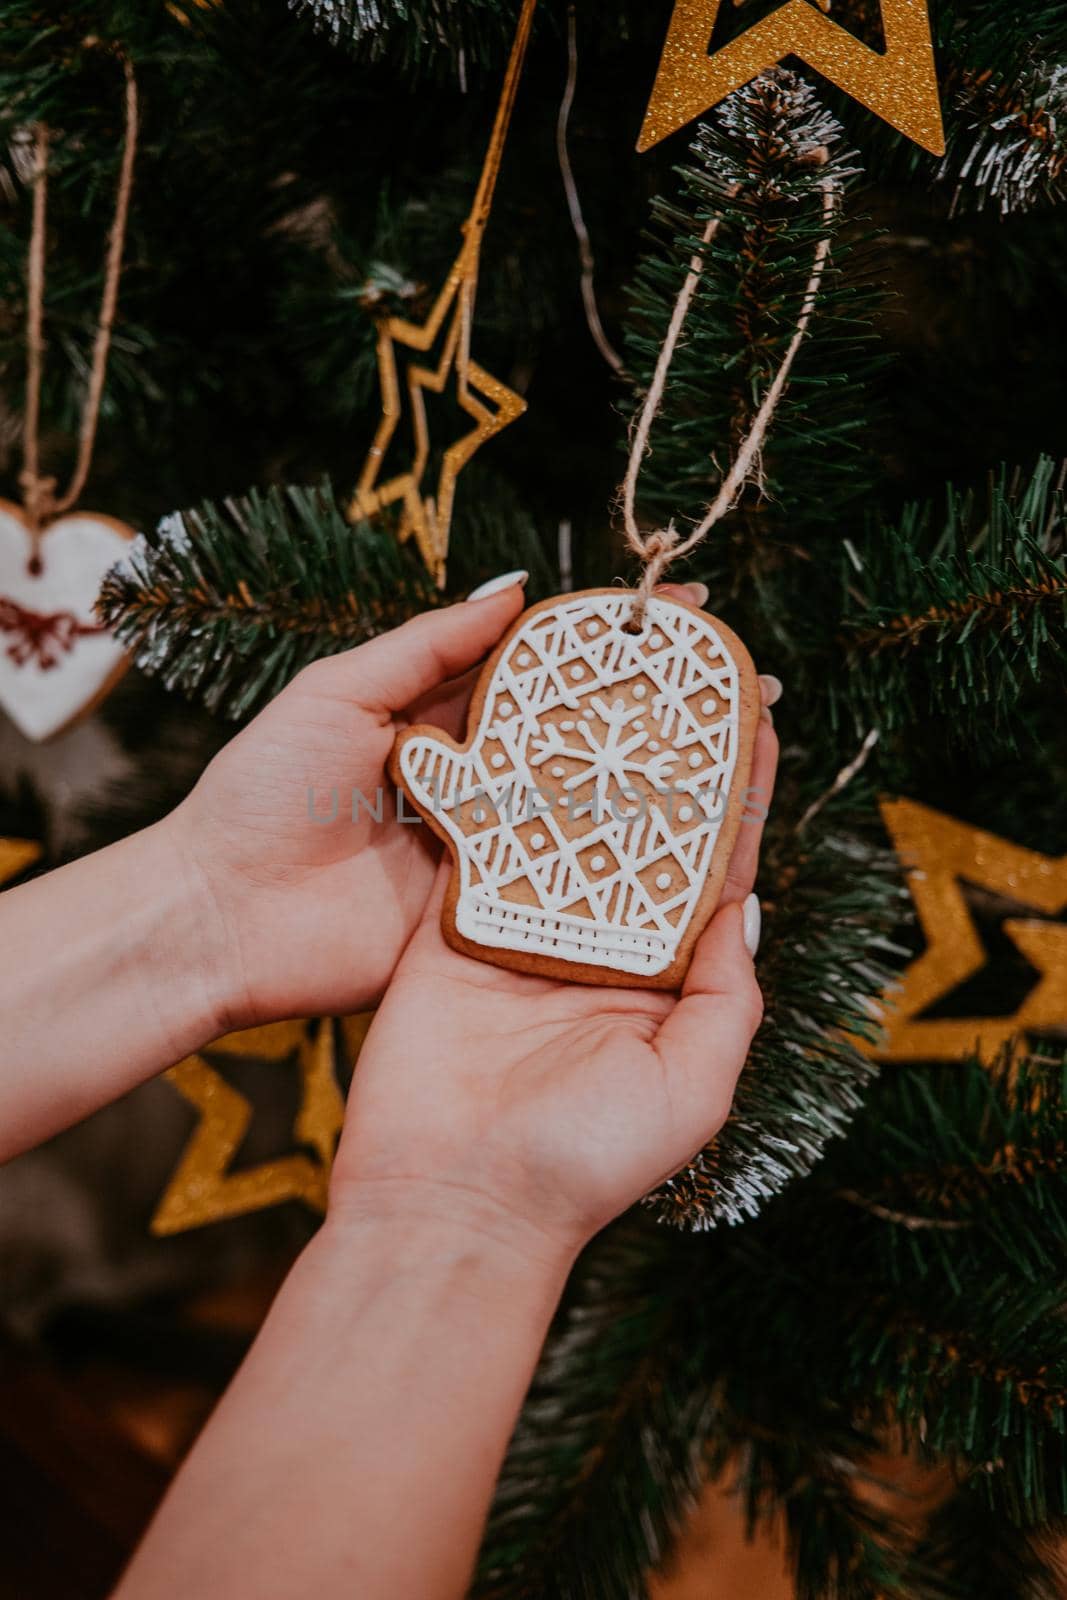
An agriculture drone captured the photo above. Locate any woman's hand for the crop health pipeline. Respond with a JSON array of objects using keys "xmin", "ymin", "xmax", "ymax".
[
  {"xmin": 111, "ymin": 595, "xmax": 780, "ymax": 1600},
  {"xmin": 165, "ymin": 575, "xmax": 528, "ymax": 1028},
  {"xmin": 331, "ymin": 678, "xmax": 778, "ymax": 1258}
]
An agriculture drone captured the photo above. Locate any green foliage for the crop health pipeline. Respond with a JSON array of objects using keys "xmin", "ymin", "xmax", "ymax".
[
  {"xmin": 9, "ymin": 1, "xmax": 1067, "ymax": 1595},
  {"xmin": 287, "ymin": 0, "xmax": 516, "ymax": 66},
  {"xmin": 807, "ymin": 1052, "xmax": 1067, "ymax": 1533},
  {"xmin": 621, "ymin": 70, "xmax": 883, "ymax": 619},
  {"xmin": 840, "ymin": 458, "xmax": 1067, "ymax": 741},
  {"xmin": 98, "ymin": 482, "xmax": 438, "ymax": 718},
  {"xmin": 484, "ymin": 1049, "xmax": 1067, "ymax": 1599},
  {"xmin": 0, "ymin": 0, "xmax": 570, "ymax": 525},
  {"xmin": 934, "ymin": 1, "xmax": 1067, "ymax": 215},
  {"xmin": 646, "ymin": 775, "xmax": 902, "ymax": 1227},
  {"xmin": 477, "ymin": 1217, "xmax": 710, "ymax": 1599},
  {"xmin": 915, "ymin": 1490, "xmax": 1067, "ymax": 1599},
  {"xmin": 857, "ymin": 0, "xmax": 1067, "ymax": 215},
  {"xmin": 938, "ymin": 55, "xmax": 1067, "ymax": 217},
  {"xmin": 97, "ymin": 467, "xmax": 555, "ymax": 719}
]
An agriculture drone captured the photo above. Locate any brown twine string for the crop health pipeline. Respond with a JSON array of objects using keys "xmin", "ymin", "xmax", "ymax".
[
  {"xmin": 19, "ymin": 49, "xmax": 138, "ymax": 557},
  {"xmin": 795, "ymin": 725, "xmax": 880, "ymax": 835},
  {"xmin": 556, "ymin": 6, "xmax": 623, "ymax": 375},
  {"xmin": 620, "ymin": 170, "xmax": 836, "ymax": 628},
  {"xmin": 20, "ymin": 124, "xmax": 51, "ymax": 547}
]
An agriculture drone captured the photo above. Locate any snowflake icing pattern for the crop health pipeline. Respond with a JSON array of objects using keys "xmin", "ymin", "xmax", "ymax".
[{"xmin": 398, "ymin": 592, "xmax": 745, "ymax": 976}]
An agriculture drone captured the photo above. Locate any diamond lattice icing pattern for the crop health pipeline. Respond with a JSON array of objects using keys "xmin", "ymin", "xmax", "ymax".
[{"xmin": 398, "ymin": 592, "xmax": 744, "ymax": 977}]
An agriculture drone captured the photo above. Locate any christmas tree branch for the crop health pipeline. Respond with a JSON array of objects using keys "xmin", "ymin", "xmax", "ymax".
[
  {"xmin": 939, "ymin": 55, "xmax": 1067, "ymax": 216},
  {"xmin": 98, "ymin": 481, "xmax": 439, "ymax": 718},
  {"xmin": 621, "ymin": 69, "xmax": 881, "ymax": 625},
  {"xmin": 840, "ymin": 458, "xmax": 1067, "ymax": 738},
  {"xmin": 477, "ymin": 1216, "xmax": 708, "ymax": 1599},
  {"xmin": 645, "ymin": 769, "xmax": 903, "ymax": 1228},
  {"xmin": 98, "ymin": 469, "xmax": 551, "ymax": 719},
  {"xmin": 916, "ymin": 1484, "xmax": 1067, "ymax": 1599},
  {"xmin": 926, "ymin": 1, "xmax": 1067, "ymax": 215},
  {"xmin": 287, "ymin": 0, "xmax": 516, "ymax": 67}
]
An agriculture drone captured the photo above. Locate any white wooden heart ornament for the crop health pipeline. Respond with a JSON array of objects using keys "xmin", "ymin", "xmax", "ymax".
[{"xmin": 0, "ymin": 498, "xmax": 135, "ymax": 742}]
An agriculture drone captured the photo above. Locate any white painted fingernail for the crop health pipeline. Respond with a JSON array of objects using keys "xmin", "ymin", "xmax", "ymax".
[
  {"xmin": 654, "ymin": 580, "xmax": 709, "ymax": 607},
  {"xmin": 742, "ymin": 892, "xmax": 761, "ymax": 957},
  {"xmin": 758, "ymin": 674, "xmax": 783, "ymax": 708},
  {"xmin": 466, "ymin": 570, "xmax": 529, "ymax": 601}
]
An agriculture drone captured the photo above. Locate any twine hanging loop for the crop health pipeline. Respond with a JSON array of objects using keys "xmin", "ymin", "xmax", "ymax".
[
  {"xmin": 19, "ymin": 48, "xmax": 138, "ymax": 560},
  {"xmin": 619, "ymin": 157, "xmax": 835, "ymax": 627},
  {"xmin": 627, "ymin": 526, "xmax": 678, "ymax": 629}
]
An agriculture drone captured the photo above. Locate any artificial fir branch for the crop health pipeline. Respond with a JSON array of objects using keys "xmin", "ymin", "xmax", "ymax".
[
  {"xmin": 836, "ymin": 1135, "xmax": 1067, "ymax": 1229},
  {"xmin": 97, "ymin": 471, "xmax": 552, "ymax": 719},
  {"xmin": 287, "ymin": 0, "xmax": 514, "ymax": 65},
  {"xmin": 860, "ymin": 0, "xmax": 1067, "ymax": 215},
  {"xmin": 98, "ymin": 482, "xmax": 439, "ymax": 718},
  {"xmin": 485, "ymin": 1045, "xmax": 1067, "ymax": 1599},
  {"xmin": 931, "ymin": 1, "xmax": 1067, "ymax": 214},
  {"xmin": 790, "ymin": 1055, "xmax": 1067, "ymax": 1532},
  {"xmin": 645, "ymin": 772, "xmax": 904, "ymax": 1227},
  {"xmin": 840, "ymin": 458, "xmax": 1067, "ymax": 739},
  {"xmin": 621, "ymin": 70, "xmax": 882, "ymax": 622},
  {"xmin": 939, "ymin": 57, "xmax": 1067, "ymax": 216},
  {"xmin": 694, "ymin": 1053, "xmax": 1067, "ymax": 1596},
  {"xmin": 722, "ymin": 1418, "xmax": 930, "ymax": 1600},
  {"xmin": 477, "ymin": 1216, "xmax": 710, "ymax": 1599},
  {"xmin": 820, "ymin": 1053, "xmax": 1067, "ymax": 1292},
  {"xmin": 886, "ymin": 1297, "xmax": 1067, "ymax": 1424}
]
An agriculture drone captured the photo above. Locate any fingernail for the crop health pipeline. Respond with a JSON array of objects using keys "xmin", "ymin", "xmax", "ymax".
[
  {"xmin": 759, "ymin": 674, "xmax": 783, "ymax": 708},
  {"xmin": 654, "ymin": 580, "xmax": 709, "ymax": 608},
  {"xmin": 742, "ymin": 892, "xmax": 761, "ymax": 957},
  {"xmin": 466, "ymin": 570, "xmax": 529, "ymax": 602}
]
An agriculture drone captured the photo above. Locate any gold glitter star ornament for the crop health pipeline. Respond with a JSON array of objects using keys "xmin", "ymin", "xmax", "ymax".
[
  {"xmin": 0, "ymin": 836, "xmax": 42, "ymax": 885},
  {"xmin": 151, "ymin": 1015, "xmax": 372, "ymax": 1234},
  {"xmin": 874, "ymin": 799, "xmax": 1067, "ymax": 1065},
  {"xmin": 639, "ymin": 0, "xmax": 945, "ymax": 156}
]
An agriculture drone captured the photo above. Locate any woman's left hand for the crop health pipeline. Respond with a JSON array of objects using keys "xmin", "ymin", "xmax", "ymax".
[
  {"xmin": 330, "ymin": 670, "xmax": 778, "ymax": 1258},
  {"xmin": 166, "ymin": 580, "xmax": 527, "ymax": 1028}
]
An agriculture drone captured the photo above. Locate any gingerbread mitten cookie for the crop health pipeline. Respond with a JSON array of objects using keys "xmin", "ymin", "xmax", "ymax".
[{"xmin": 390, "ymin": 588, "xmax": 760, "ymax": 988}]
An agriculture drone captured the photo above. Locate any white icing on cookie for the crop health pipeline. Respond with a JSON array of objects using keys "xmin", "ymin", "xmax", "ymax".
[{"xmin": 398, "ymin": 591, "xmax": 744, "ymax": 977}]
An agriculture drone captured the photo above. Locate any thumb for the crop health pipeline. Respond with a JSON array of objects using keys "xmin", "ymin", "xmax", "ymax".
[
  {"xmin": 394, "ymin": 727, "xmax": 470, "ymax": 815},
  {"xmin": 652, "ymin": 901, "xmax": 764, "ymax": 1143},
  {"xmin": 334, "ymin": 579, "xmax": 526, "ymax": 717}
]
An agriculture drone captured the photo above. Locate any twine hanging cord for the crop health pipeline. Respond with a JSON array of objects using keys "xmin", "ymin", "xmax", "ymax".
[
  {"xmin": 19, "ymin": 47, "xmax": 138, "ymax": 546},
  {"xmin": 620, "ymin": 157, "xmax": 836, "ymax": 627}
]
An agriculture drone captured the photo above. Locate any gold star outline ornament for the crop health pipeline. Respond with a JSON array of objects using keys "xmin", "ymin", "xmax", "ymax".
[
  {"xmin": 639, "ymin": 0, "xmax": 945, "ymax": 156},
  {"xmin": 349, "ymin": 250, "xmax": 526, "ymax": 588},
  {"xmin": 348, "ymin": 0, "xmax": 536, "ymax": 587},
  {"xmin": 151, "ymin": 1014, "xmax": 373, "ymax": 1235},
  {"xmin": 874, "ymin": 799, "xmax": 1067, "ymax": 1066}
]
